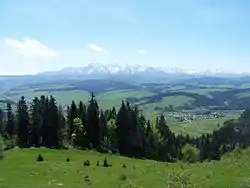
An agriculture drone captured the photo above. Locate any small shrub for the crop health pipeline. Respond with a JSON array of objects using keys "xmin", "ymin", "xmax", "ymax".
[
  {"xmin": 66, "ymin": 157, "xmax": 70, "ymax": 162},
  {"xmin": 103, "ymin": 157, "xmax": 109, "ymax": 167},
  {"xmin": 84, "ymin": 175, "xmax": 91, "ymax": 182},
  {"xmin": 36, "ymin": 154, "xmax": 44, "ymax": 162},
  {"xmin": 96, "ymin": 161, "xmax": 100, "ymax": 166},
  {"xmin": 119, "ymin": 173, "xmax": 128, "ymax": 181},
  {"xmin": 122, "ymin": 164, "xmax": 127, "ymax": 168},
  {"xmin": 181, "ymin": 144, "xmax": 200, "ymax": 163},
  {"xmin": 83, "ymin": 160, "xmax": 90, "ymax": 166}
]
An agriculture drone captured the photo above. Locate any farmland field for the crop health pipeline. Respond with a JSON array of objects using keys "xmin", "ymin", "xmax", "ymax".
[
  {"xmin": 168, "ymin": 113, "xmax": 240, "ymax": 137},
  {"xmin": 0, "ymin": 148, "xmax": 250, "ymax": 188},
  {"xmin": 0, "ymin": 78, "xmax": 249, "ymax": 137}
]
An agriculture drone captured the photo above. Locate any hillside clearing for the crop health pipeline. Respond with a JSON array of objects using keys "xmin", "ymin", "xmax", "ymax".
[{"xmin": 0, "ymin": 148, "xmax": 250, "ymax": 188}]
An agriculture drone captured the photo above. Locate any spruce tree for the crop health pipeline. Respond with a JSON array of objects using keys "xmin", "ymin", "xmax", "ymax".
[
  {"xmin": 30, "ymin": 97, "xmax": 41, "ymax": 147},
  {"xmin": 6, "ymin": 103, "xmax": 15, "ymax": 141},
  {"xmin": 68, "ymin": 100, "xmax": 78, "ymax": 139},
  {"xmin": 47, "ymin": 96, "xmax": 59, "ymax": 148},
  {"xmin": 40, "ymin": 96, "xmax": 50, "ymax": 147},
  {"xmin": 58, "ymin": 105, "xmax": 66, "ymax": 147},
  {"xmin": 0, "ymin": 108, "xmax": 4, "ymax": 136},
  {"xmin": 116, "ymin": 100, "xmax": 130, "ymax": 155},
  {"xmin": 99, "ymin": 110, "xmax": 108, "ymax": 144},
  {"xmin": 78, "ymin": 101, "xmax": 87, "ymax": 137},
  {"xmin": 16, "ymin": 96, "xmax": 31, "ymax": 147},
  {"xmin": 86, "ymin": 93, "xmax": 100, "ymax": 149}
]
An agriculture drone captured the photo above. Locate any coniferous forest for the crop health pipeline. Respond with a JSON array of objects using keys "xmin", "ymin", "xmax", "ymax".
[{"xmin": 1, "ymin": 93, "xmax": 250, "ymax": 162}]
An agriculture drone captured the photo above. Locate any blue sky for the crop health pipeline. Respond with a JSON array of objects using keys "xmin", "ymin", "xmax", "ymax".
[{"xmin": 1, "ymin": 0, "xmax": 250, "ymax": 75}]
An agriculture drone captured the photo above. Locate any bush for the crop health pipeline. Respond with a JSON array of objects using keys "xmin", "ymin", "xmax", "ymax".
[
  {"xmin": 181, "ymin": 144, "xmax": 200, "ymax": 163},
  {"xmin": 36, "ymin": 154, "xmax": 44, "ymax": 162},
  {"xmin": 84, "ymin": 175, "xmax": 91, "ymax": 182},
  {"xmin": 66, "ymin": 157, "xmax": 70, "ymax": 162},
  {"xmin": 119, "ymin": 173, "xmax": 128, "ymax": 181},
  {"xmin": 122, "ymin": 164, "xmax": 127, "ymax": 168},
  {"xmin": 103, "ymin": 157, "xmax": 110, "ymax": 167},
  {"xmin": 96, "ymin": 161, "xmax": 100, "ymax": 166},
  {"xmin": 83, "ymin": 160, "xmax": 90, "ymax": 166}
]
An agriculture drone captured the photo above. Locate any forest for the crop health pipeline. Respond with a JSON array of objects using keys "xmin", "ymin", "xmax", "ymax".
[{"xmin": 1, "ymin": 93, "xmax": 250, "ymax": 163}]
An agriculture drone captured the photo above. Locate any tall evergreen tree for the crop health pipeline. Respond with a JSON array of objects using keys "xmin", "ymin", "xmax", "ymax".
[
  {"xmin": 99, "ymin": 110, "xmax": 108, "ymax": 144},
  {"xmin": 30, "ymin": 97, "xmax": 42, "ymax": 147},
  {"xmin": 58, "ymin": 105, "xmax": 66, "ymax": 147},
  {"xmin": 47, "ymin": 96, "xmax": 59, "ymax": 148},
  {"xmin": 78, "ymin": 101, "xmax": 87, "ymax": 136},
  {"xmin": 16, "ymin": 96, "xmax": 31, "ymax": 147},
  {"xmin": 68, "ymin": 100, "xmax": 78, "ymax": 139},
  {"xmin": 157, "ymin": 114, "xmax": 171, "ymax": 139},
  {"xmin": 116, "ymin": 100, "xmax": 130, "ymax": 155},
  {"xmin": 6, "ymin": 103, "xmax": 15, "ymax": 140},
  {"xmin": 0, "ymin": 108, "xmax": 4, "ymax": 136},
  {"xmin": 86, "ymin": 93, "xmax": 100, "ymax": 148},
  {"xmin": 40, "ymin": 96, "xmax": 50, "ymax": 146}
]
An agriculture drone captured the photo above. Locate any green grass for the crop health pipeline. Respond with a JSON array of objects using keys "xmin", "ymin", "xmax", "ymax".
[
  {"xmin": 96, "ymin": 90, "xmax": 154, "ymax": 109},
  {"xmin": 1, "ymin": 148, "xmax": 250, "ymax": 188},
  {"xmin": 8, "ymin": 90, "xmax": 91, "ymax": 106},
  {"xmin": 181, "ymin": 88, "xmax": 229, "ymax": 95},
  {"xmin": 168, "ymin": 114, "xmax": 239, "ymax": 137},
  {"xmin": 7, "ymin": 89, "xmax": 154, "ymax": 110},
  {"xmin": 140, "ymin": 95, "xmax": 194, "ymax": 113}
]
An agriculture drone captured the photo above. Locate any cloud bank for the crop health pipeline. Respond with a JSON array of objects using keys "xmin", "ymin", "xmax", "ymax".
[{"xmin": 5, "ymin": 38, "xmax": 56, "ymax": 58}]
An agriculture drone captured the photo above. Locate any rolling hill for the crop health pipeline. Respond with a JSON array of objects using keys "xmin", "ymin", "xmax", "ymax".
[{"xmin": 1, "ymin": 147, "xmax": 250, "ymax": 188}]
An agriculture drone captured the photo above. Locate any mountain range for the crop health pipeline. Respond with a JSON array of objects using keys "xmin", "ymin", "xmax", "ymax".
[{"xmin": 40, "ymin": 62, "xmax": 248, "ymax": 76}]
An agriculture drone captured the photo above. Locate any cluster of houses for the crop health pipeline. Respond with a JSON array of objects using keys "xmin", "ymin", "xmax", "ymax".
[{"xmin": 168, "ymin": 110, "xmax": 224, "ymax": 122}]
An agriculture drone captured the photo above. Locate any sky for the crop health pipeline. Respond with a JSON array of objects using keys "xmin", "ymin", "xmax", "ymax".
[{"xmin": 1, "ymin": 0, "xmax": 250, "ymax": 75}]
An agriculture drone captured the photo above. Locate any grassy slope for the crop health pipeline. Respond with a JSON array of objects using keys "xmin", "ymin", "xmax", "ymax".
[
  {"xmin": 7, "ymin": 89, "xmax": 154, "ymax": 109},
  {"xmin": 7, "ymin": 90, "xmax": 90, "ymax": 105},
  {"xmin": 168, "ymin": 114, "xmax": 239, "ymax": 137},
  {"xmin": 96, "ymin": 90, "xmax": 154, "ymax": 110},
  {"xmin": 0, "ymin": 148, "xmax": 250, "ymax": 188}
]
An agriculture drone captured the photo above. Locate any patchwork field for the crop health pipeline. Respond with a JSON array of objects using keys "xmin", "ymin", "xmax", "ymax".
[
  {"xmin": 168, "ymin": 114, "xmax": 240, "ymax": 137},
  {"xmin": 0, "ymin": 78, "xmax": 248, "ymax": 137},
  {"xmin": 0, "ymin": 148, "xmax": 250, "ymax": 188}
]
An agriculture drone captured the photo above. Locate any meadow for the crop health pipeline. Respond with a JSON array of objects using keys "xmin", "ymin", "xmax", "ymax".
[
  {"xmin": 168, "ymin": 114, "xmax": 239, "ymax": 137},
  {"xmin": 0, "ymin": 148, "xmax": 250, "ymax": 188}
]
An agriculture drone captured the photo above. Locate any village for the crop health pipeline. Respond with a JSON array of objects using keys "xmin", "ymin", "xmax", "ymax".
[{"xmin": 168, "ymin": 109, "xmax": 225, "ymax": 122}]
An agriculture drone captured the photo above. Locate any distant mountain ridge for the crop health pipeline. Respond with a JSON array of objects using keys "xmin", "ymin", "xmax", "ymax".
[{"xmin": 39, "ymin": 63, "xmax": 250, "ymax": 77}]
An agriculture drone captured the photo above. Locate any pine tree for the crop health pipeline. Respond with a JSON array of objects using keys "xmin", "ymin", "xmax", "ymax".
[
  {"xmin": 40, "ymin": 96, "xmax": 50, "ymax": 147},
  {"xmin": 157, "ymin": 114, "xmax": 171, "ymax": 139},
  {"xmin": 16, "ymin": 96, "xmax": 31, "ymax": 147},
  {"xmin": 6, "ymin": 103, "xmax": 15, "ymax": 141},
  {"xmin": 58, "ymin": 105, "xmax": 66, "ymax": 147},
  {"xmin": 86, "ymin": 93, "xmax": 100, "ymax": 149},
  {"xmin": 68, "ymin": 101, "xmax": 78, "ymax": 139},
  {"xmin": 47, "ymin": 96, "xmax": 59, "ymax": 148},
  {"xmin": 99, "ymin": 110, "xmax": 108, "ymax": 144},
  {"xmin": 30, "ymin": 97, "xmax": 41, "ymax": 147},
  {"xmin": 0, "ymin": 108, "xmax": 4, "ymax": 136},
  {"xmin": 78, "ymin": 101, "xmax": 87, "ymax": 137},
  {"xmin": 116, "ymin": 100, "xmax": 130, "ymax": 155},
  {"xmin": 145, "ymin": 120, "xmax": 155, "ymax": 158}
]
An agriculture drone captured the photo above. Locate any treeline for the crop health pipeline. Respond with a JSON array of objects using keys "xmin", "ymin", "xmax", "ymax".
[{"xmin": 0, "ymin": 93, "xmax": 250, "ymax": 162}]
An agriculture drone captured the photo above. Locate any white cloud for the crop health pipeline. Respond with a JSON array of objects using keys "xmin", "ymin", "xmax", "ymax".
[
  {"xmin": 138, "ymin": 49, "xmax": 147, "ymax": 55},
  {"xmin": 5, "ymin": 38, "xmax": 56, "ymax": 58},
  {"xmin": 88, "ymin": 44, "xmax": 108, "ymax": 54}
]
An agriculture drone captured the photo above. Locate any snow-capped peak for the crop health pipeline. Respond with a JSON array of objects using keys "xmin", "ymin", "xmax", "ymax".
[{"xmin": 40, "ymin": 62, "xmax": 250, "ymax": 77}]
